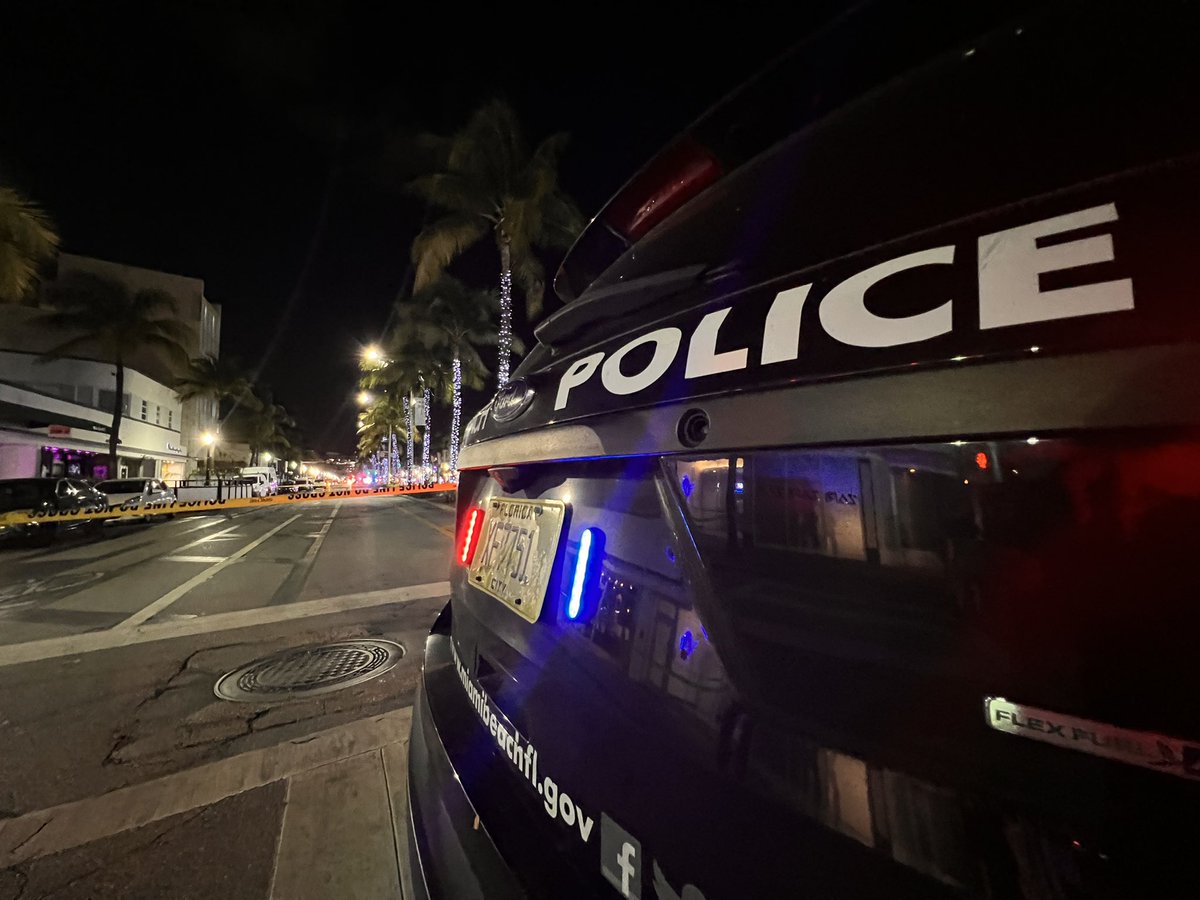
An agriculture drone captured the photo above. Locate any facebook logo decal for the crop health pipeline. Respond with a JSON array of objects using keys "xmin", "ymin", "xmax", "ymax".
[{"xmin": 600, "ymin": 813, "xmax": 642, "ymax": 899}]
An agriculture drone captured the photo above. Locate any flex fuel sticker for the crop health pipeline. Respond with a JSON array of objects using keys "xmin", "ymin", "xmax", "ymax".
[{"xmin": 985, "ymin": 697, "xmax": 1200, "ymax": 781}]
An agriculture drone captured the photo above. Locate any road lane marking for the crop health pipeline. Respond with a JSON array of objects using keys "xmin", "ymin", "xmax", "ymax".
[
  {"xmin": 0, "ymin": 707, "xmax": 414, "ymax": 868},
  {"xmin": 175, "ymin": 523, "xmax": 241, "ymax": 551},
  {"xmin": 266, "ymin": 503, "xmax": 342, "ymax": 607},
  {"xmin": 302, "ymin": 503, "xmax": 340, "ymax": 565},
  {"xmin": 117, "ymin": 515, "xmax": 301, "ymax": 629},
  {"xmin": 0, "ymin": 581, "xmax": 450, "ymax": 668},
  {"xmin": 178, "ymin": 517, "xmax": 223, "ymax": 534},
  {"xmin": 161, "ymin": 555, "xmax": 227, "ymax": 563},
  {"xmin": 393, "ymin": 500, "xmax": 454, "ymax": 537}
]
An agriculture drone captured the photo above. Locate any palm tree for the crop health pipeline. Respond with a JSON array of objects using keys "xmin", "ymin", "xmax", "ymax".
[
  {"xmin": 174, "ymin": 355, "xmax": 255, "ymax": 414},
  {"xmin": 408, "ymin": 99, "xmax": 584, "ymax": 386},
  {"xmin": 37, "ymin": 272, "xmax": 189, "ymax": 476},
  {"xmin": 359, "ymin": 355, "xmax": 410, "ymax": 476},
  {"xmin": 247, "ymin": 392, "xmax": 296, "ymax": 465},
  {"xmin": 404, "ymin": 343, "xmax": 452, "ymax": 479},
  {"xmin": 0, "ymin": 183, "xmax": 60, "ymax": 305},
  {"xmin": 356, "ymin": 391, "xmax": 408, "ymax": 477},
  {"xmin": 360, "ymin": 343, "xmax": 445, "ymax": 480},
  {"xmin": 399, "ymin": 276, "xmax": 500, "ymax": 472}
]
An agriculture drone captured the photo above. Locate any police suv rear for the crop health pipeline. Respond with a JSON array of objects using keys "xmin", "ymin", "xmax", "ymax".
[{"xmin": 407, "ymin": 4, "xmax": 1200, "ymax": 897}]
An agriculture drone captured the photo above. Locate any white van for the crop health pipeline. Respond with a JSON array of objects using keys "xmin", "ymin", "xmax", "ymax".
[{"xmin": 237, "ymin": 466, "xmax": 278, "ymax": 497}]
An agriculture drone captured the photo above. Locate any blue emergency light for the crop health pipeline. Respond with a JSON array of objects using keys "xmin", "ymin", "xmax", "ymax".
[{"xmin": 566, "ymin": 527, "xmax": 604, "ymax": 620}]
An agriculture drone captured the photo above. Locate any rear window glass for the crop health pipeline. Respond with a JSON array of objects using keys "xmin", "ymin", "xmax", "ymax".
[
  {"xmin": 0, "ymin": 480, "xmax": 54, "ymax": 511},
  {"xmin": 97, "ymin": 480, "xmax": 144, "ymax": 493},
  {"xmin": 667, "ymin": 433, "xmax": 1200, "ymax": 731}
]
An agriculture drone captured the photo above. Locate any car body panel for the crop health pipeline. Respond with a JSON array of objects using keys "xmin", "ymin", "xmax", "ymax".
[
  {"xmin": 94, "ymin": 478, "xmax": 175, "ymax": 510},
  {"xmin": 410, "ymin": 4, "xmax": 1200, "ymax": 898},
  {"xmin": 0, "ymin": 478, "xmax": 107, "ymax": 540}
]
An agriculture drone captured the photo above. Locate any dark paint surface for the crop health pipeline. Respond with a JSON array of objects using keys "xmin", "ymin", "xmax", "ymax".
[{"xmin": 412, "ymin": 4, "xmax": 1200, "ymax": 898}]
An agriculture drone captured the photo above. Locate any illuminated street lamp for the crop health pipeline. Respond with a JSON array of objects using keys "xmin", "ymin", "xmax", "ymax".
[
  {"xmin": 357, "ymin": 391, "xmax": 372, "ymax": 406},
  {"xmin": 362, "ymin": 345, "xmax": 383, "ymax": 367}
]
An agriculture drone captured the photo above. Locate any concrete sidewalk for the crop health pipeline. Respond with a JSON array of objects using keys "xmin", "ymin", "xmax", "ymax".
[{"xmin": 0, "ymin": 708, "xmax": 418, "ymax": 899}]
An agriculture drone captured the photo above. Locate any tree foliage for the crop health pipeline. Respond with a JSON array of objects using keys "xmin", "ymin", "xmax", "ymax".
[
  {"xmin": 175, "ymin": 355, "xmax": 255, "ymax": 407},
  {"xmin": 356, "ymin": 389, "xmax": 408, "ymax": 459},
  {"xmin": 0, "ymin": 184, "xmax": 60, "ymax": 305},
  {"xmin": 396, "ymin": 275, "xmax": 505, "ymax": 392},
  {"xmin": 39, "ymin": 273, "xmax": 189, "ymax": 369},
  {"xmin": 37, "ymin": 272, "xmax": 189, "ymax": 472},
  {"xmin": 408, "ymin": 99, "xmax": 584, "ymax": 321},
  {"xmin": 246, "ymin": 390, "xmax": 296, "ymax": 464}
]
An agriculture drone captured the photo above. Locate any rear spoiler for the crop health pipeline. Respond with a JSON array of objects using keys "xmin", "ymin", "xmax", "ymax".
[
  {"xmin": 551, "ymin": 137, "xmax": 724, "ymax": 304},
  {"xmin": 550, "ymin": 0, "xmax": 1039, "ymax": 305}
]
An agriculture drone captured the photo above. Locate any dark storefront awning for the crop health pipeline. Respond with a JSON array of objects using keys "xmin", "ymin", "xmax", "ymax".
[{"xmin": 0, "ymin": 400, "xmax": 111, "ymax": 435}]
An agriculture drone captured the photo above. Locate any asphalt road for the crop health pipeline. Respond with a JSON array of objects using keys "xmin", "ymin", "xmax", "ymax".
[
  {"xmin": 0, "ymin": 492, "xmax": 455, "ymax": 899},
  {"xmin": 0, "ymin": 493, "xmax": 455, "ymax": 646}
]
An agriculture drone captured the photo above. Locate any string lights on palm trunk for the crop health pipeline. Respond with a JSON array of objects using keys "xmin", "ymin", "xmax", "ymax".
[
  {"xmin": 449, "ymin": 356, "xmax": 462, "ymax": 475},
  {"xmin": 497, "ymin": 268, "xmax": 512, "ymax": 388},
  {"xmin": 421, "ymin": 383, "xmax": 431, "ymax": 472},
  {"xmin": 404, "ymin": 394, "xmax": 414, "ymax": 474}
]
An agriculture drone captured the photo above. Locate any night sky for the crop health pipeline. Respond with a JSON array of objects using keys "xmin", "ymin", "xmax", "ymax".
[{"xmin": 2, "ymin": 3, "xmax": 837, "ymax": 452}]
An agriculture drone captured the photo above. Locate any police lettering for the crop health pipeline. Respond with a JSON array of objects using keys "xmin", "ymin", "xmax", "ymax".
[{"xmin": 555, "ymin": 203, "xmax": 1132, "ymax": 410}]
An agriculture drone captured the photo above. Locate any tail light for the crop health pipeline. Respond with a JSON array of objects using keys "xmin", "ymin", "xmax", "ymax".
[{"xmin": 458, "ymin": 506, "xmax": 484, "ymax": 566}]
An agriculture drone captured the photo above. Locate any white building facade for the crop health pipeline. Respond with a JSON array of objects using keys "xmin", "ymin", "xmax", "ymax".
[
  {"xmin": 54, "ymin": 254, "xmax": 222, "ymax": 469},
  {"xmin": 0, "ymin": 254, "xmax": 222, "ymax": 481},
  {"xmin": 0, "ymin": 351, "xmax": 189, "ymax": 480}
]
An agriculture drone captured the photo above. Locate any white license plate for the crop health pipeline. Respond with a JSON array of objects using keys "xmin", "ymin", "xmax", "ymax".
[{"xmin": 468, "ymin": 498, "xmax": 567, "ymax": 623}]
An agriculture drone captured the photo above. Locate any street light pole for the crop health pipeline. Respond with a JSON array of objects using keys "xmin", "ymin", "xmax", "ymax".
[{"xmin": 201, "ymin": 432, "xmax": 215, "ymax": 486}]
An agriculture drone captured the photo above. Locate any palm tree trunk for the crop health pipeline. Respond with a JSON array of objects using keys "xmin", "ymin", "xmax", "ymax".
[
  {"xmin": 421, "ymin": 382, "xmax": 431, "ymax": 474},
  {"xmin": 450, "ymin": 354, "xmax": 462, "ymax": 474},
  {"xmin": 108, "ymin": 360, "xmax": 125, "ymax": 478},
  {"xmin": 497, "ymin": 232, "xmax": 513, "ymax": 388},
  {"xmin": 404, "ymin": 394, "xmax": 414, "ymax": 478}
]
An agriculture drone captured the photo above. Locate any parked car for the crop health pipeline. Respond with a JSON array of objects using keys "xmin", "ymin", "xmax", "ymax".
[
  {"xmin": 0, "ymin": 478, "xmax": 108, "ymax": 544},
  {"xmin": 93, "ymin": 478, "xmax": 176, "ymax": 520},
  {"xmin": 237, "ymin": 466, "xmax": 278, "ymax": 497},
  {"xmin": 278, "ymin": 477, "xmax": 317, "ymax": 495}
]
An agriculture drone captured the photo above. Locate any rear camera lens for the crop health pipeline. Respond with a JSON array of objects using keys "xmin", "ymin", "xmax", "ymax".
[{"xmin": 677, "ymin": 409, "xmax": 710, "ymax": 448}]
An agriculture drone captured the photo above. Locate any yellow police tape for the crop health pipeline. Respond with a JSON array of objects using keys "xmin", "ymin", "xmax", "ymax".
[{"xmin": 0, "ymin": 483, "xmax": 457, "ymax": 529}]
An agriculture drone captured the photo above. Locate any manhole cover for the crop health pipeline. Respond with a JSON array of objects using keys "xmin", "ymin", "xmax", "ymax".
[{"xmin": 214, "ymin": 639, "xmax": 405, "ymax": 702}]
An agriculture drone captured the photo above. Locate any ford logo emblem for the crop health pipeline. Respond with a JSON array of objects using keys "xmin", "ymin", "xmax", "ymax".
[{"xmin": 491, "ymin": 378, "xmax": 535, "ymax": 423}]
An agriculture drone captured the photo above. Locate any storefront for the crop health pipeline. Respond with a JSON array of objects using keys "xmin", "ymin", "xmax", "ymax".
[
  {"xmin": 0, "ymin": 427, "xmax": 191, "ymax": 482},
  {"xmin": 0, "ymin": 378, "xmax": 190, "ymax": 482},
  {"xmin": 39, "ymin": 445, "xmax": 107, "ymax": 479}
]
